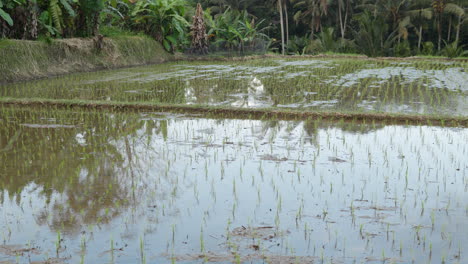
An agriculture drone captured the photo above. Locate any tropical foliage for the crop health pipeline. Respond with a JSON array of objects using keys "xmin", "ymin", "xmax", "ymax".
[
  {"xmin": 205, "ymin": 7, "xmax": 270, "ymax": 52},
  {"xmin": 131, "ymin": 0, "xmax": 189, "ymax": 51},
  {"xmin": 0, "ymin": 0, "xmax": 466, "ymax": 57}
]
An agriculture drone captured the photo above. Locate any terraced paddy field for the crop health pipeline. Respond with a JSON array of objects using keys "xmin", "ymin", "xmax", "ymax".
[
  {"xmin": 0, "ymin": 58, "xmax": 467, "ymax": 264},
  {"xmin": 1, "ymin": 58, "xmax": 467, "ymax": 116}
]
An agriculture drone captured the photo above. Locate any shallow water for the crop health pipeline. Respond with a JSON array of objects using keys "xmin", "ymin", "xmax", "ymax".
[
  {"xmin": 0, "ymin": 106, "xmax": 467, "ymax": 263},
  {"xmin": 1, "ymin": 58, "xmax": 467, "ymax": 116}
]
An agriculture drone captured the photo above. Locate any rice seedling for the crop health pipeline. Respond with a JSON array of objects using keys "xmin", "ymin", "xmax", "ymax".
[
  {"xmin": 0, "ymin": 77, "xmax": 466, "ymax": 263},
  {"xmin": 1, "ymin": 58, "xmax": 467, "ymax": 118}
]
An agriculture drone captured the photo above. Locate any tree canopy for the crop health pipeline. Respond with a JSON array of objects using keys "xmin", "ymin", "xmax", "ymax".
[{"xmin": 0, "ymin": 0, "xmax": 466, "ymax": 57}]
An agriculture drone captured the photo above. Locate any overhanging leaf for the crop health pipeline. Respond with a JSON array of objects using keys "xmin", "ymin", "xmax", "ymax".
[
  {"xmin": 162, "ymin": 39, "xmax": 171, "ymax": 51},
  {"xmin": 0, "ymin": 8, "xmax": 13, "ymax": 26}
]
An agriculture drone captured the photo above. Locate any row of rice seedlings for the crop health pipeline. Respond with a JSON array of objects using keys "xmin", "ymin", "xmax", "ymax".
[
  {"xmin": 1, "ymin": 58, "xmax": 465, "ymax": 116},
  {"xmin": 0, "ymin": 106, "xmax": 467, "ymax": 263}
]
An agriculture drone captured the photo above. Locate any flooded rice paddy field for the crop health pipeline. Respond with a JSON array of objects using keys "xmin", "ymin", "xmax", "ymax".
[
  {"xmin": 1, "ymin": 58, "xmax": 468, "ymax": 116},
  {"xmin": 0, "ymin": 106, "xmax": 467, "ymax": 263}
]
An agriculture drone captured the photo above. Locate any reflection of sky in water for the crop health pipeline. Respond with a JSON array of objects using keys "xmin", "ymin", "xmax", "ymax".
[
  {"xmin": 2, "ymin": 58, "xmax": 467, "ymax": 116},
  {"xmin": 230, "ymin": 77, "xmax": 273, "ymax": 108},
  {"xmin": 100, "ymin": 60, "xmax": 467, "ymax": 115},
  {"xmin": 332, "ymin": 66, "xmax": 468, "ymax": 91},
  {"xmin": 89, "ymin": 61, "xmax": 467, "ymax": 94},
  {"xmin": 83, "ymin": 60, "xmax": 333, "ymax": 84},
  {"xmin": 1, "ymin": 109, "xmax": 467, "ymax": 263}
]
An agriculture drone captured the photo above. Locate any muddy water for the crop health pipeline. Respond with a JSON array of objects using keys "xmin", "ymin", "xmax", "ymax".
[
  {"xmin": 1, "ymin": 58, "xmax": 467, "ymax": 116},
  {"xmin": 0, "ymin": 106, "xmax": 467, "ymax": 263}
]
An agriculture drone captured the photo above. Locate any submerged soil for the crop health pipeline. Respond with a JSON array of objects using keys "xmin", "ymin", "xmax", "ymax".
[
  {"xmin": 0, "ymin": 56, "xmax": 467, "ymax": 263},
  {"xmin": 0, "ymin": 106, "xmax": 467, "ymax": 263}
]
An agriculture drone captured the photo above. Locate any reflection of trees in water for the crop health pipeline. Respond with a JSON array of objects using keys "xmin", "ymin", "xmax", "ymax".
[
  {"xmin": 1, "ymin": 76, "xmax": 188, "ymax": 104},
  {"xmin": 258, "ymin": 73, "xmax": 460, "ymax": 114},
  {"xmin": 164, "ymin": 62, "xmax": 460, "ymax": 113},
  {"xmin": 255, "ymin": 118, "xmax": 386, "ymax": 149},
  {"xmin": 0, "ymin": 107, "xmax": 395, "ymax": 235},
  {"xmin": 184, "ymin": 77, "xmax": 251, "ymax": 105},
  {"xmin": 0, "ymin": 108, "xmax": 171, "ymax": 234},
  {"xmin": 334, "ymin": 77, "xmax": 457, "ymax": 113}
]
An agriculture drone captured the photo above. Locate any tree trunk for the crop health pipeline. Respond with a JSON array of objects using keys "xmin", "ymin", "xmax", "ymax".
[
  {"xmin": 447, "ymin": 16, "xmax": 452, "ymax": 42},
  {"xmin": 418, "ymin": 25, "xmax": 423, "ymax": 50},
  {"xmin": 338, "ymin": 1, "xmax": 344, "ymax": 39},
  {"xmin": 28, "ymin": 1, "xmax": 38, "ymax": 40},
  {"xmin": 437, "ymin": 18, "xmax": 442, "ymax": 51},
  {"xmin": 455, "ymin": 15, "xmax": 461, "ymax": 44},
  {"xmin": 1, "ymin": 21, "xmax": 7, "ymax": 39},
  {"xmin": 278, "ymin": 0, "xmax": 285, "ymax": 55},
  {"xmin": 310, "ymin": 23, "xmax": 314, "ymax": 40},
  {"xmin": 284, "ymin": 0, "xmax": 289, "ymax": 46},
  {"xmin": 92, "ymin": 13, "xmax": 100, "ymax": 37},
  {"xmin": 340, "ymin": 0, "xmax": 350, "ymax": 40}
]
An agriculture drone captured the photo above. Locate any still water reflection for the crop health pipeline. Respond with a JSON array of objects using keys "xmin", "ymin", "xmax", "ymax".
[
  {"xmin": 0, "ymin": 106, "xmax": 467, "ymax": 263},
  {"xmin": 1, "ymin": 58, "xmax": 467, "ymax": 116}
]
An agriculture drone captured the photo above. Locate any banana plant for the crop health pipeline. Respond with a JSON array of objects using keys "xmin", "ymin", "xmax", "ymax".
[
  {"xmin": 0, "ymin": 0, "xmax": 14, "ymax": 26},
  {"xmin": 131, "ymin": 0, "xmax": 189, "ymax": 52},
  {"xmin": 76, "ymin": 0, "xmax": 105, "ymax": 36},
  {"xmin": 36, "ymin": 0, "xmax": 76, "ymax": 36}
]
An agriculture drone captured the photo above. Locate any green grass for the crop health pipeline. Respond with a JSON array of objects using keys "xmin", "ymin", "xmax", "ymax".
[
  {"xmin": 413, "ymin": 54, "xmax": 468, "ymax": 60},
  {"xmin": 100, "ymin": 26, "xmax": 146, "ymax": 38},
  {"xmin": 0, "ymin": 36, "xmax": 173, "ymax": 83},
  {"xmin": 0, "ymin": 97, "xmax": 466, "ymax": 127},
  {"xmin": 320, "ymin": 51, "xmax": 364, "ymax": 57}
]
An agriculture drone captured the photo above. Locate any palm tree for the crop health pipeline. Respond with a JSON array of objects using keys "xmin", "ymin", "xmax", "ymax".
[
  {"xmin": 432, "ymin": 0, "xmax": 447, "ymax": 51},
  {"xmin": 270, "ymin": 0, "xmax": 290, "ymax": 54},
  {"xmin": 264, "ymin": 0, "xmax": 286, "ymax": 54},
  {"xmin": 283, "ymin": 0, "xmax": 290, "ymax": 45},
  {"xmin": 405, "ymin": 0, "xmax": 433, "ymax": 50},
  {"xmin": 292, "ymin": 0, "xmax": 330, "ymax": 39},
  {"xmin": 353, "ymin": 10, "xmax": 397, "ymax": 57},
  {"xmin": 337, "ymin": 0, "xmax": 353, "ymax": 39},
  {"xmin": 443, "ymin": 3, "xmax": 465, "ymax": 44},
  {"xmin": 278, "ymin": 0, "xmax": 285, "ymax": 54},
  {"xmin": 358, "ymin": 0, "xmax": 409, "ymax": 33}
]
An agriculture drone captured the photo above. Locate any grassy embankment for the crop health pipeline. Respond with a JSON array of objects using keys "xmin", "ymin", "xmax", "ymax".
[
  {"xmin": 1, "ymin": 37, "xmax": 467, "ymax": 124},
  {"xmin": 1, "ymin": 36, "xmax": 466, "ymax": 83},
  {"xmin": 1, "ymin": 98, "xmax": 466, "ymax": 127},
  {"xmin": 0, "ymin": 35, "xmax": 173, "ymax": 83}
]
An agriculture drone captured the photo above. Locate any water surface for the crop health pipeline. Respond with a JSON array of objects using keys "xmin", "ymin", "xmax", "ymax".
[
  {"xmin": 0, "ymin": 106, "xmax": 467, "ymax": 263},
  {"xmin": 1, "ymin": 58, "xmax": 467, "ymax": 116}
]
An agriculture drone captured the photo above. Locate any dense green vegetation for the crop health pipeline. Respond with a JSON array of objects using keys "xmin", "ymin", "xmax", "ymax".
[{"xmin": 0, "ymin": 0, "xmax": 467, "ymax": 57}]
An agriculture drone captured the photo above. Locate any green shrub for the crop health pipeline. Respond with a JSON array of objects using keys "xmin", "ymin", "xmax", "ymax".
[
  {"xmin": 394, "ymin": 41, "xmax": 411, "ymax": 57},
  {"xmin": 421, "ymin": 42, "xmax": 434, "ymax": 55},
  {"xmin": 336, "ymin": 39, "xmax": 357, "ymax": 54},
  {"xmin": 442, "ymin": 41, "xmax": 468, "ymax": 58}
]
